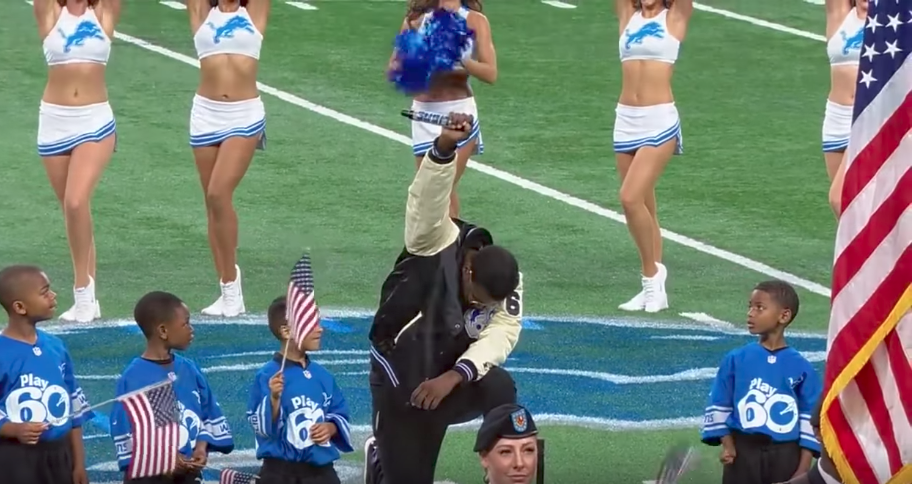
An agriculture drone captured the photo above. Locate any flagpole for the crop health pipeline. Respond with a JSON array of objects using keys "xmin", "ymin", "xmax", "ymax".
[{"xmin": 279, "ymin": 337, "xmax": 291, "ymax": 372}]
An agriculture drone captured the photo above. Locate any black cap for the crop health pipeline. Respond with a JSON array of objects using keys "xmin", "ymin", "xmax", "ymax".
[{"xmin": 474, "ymin": 403, "xmax": 538, "ymax": 453}]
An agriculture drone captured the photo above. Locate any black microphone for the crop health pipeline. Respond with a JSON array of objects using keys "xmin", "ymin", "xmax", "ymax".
[{"xmin": 401, "ymin": 109, "xmax": 472, "ymax": 131}]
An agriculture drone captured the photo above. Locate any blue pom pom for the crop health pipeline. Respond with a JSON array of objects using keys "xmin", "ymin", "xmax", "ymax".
[{"xmin": 387, "ymin": 9, "xmax": 475, "ymax": 95}]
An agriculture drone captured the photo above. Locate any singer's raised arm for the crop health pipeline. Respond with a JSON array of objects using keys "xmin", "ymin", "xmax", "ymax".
[{"xmin": 403, "ymin": 140, "xmax": 460, "ymax": 257}]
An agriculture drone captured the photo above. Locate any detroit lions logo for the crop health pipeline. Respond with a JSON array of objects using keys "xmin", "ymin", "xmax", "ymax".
[
  {"xmin": 464, "ymin": 307, "xmax": 495, "ymax": 339},
  {"xmin": 624, "ymin": 22, "xmax": 665, "ymax": 50},
  {"xmin": 207, "ymin": 16, "xmax": 256, "ymax": 44},
  {"xmin": 841, "ymin": 27, "xmax": 864, "ymax": 55},
  {"xmin": 58, "ymin": 21, "xmax": 105, "ymax": 53}
]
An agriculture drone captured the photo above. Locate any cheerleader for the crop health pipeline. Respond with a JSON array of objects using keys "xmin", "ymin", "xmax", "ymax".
[
  {"xmin": 392, "ymin": 0, "xmax": 497, "ymax": 218},
  {"xmin": 824, "ymin": 0, "xmax": 866, "ymax": 217},
  {"xmin": 187, "ymin": 0, "xmax": 269, "ymax": 317},
  {"xmin": 34, "ymin": 0, "xmax": 120, "ymax": 323},
  {"xmin": 613, "ymin": 0, "xmax": 692, "ymax": 313}
]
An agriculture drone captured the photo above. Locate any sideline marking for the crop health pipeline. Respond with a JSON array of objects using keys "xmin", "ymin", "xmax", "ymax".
[
  {"xmin": 680, "ymin": 312, "xmax": 737, "ymax": 331},
  {"xmin": 693, "ymin": 2, "xmax": 825, "ymax": 42},
  {"xmin": 43, "ymin": 309, "xmax": 828, "ymax": 338},
  {"xmin": 542, "ymin": 0, "xmax": 577, "ymax": 8},
  {"xmin": 159, "ymin": 1, "xmax": 187, "ymax": 10},
  {"xmin": 286, "ymin": 1, "xmax": 318, "ymax": 10},
  {"xmin": 92, "ymin": 29, "xmax": 831, "ymax": 298}
]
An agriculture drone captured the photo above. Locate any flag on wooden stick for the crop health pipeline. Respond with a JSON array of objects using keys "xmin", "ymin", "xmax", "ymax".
[
  {"xmin": 123, "ymin": 381, "xmax": 181, "ymax": 479},
  {"xmin": 286, "ymin": 252, "xmax": 321, "ymax": 350}
]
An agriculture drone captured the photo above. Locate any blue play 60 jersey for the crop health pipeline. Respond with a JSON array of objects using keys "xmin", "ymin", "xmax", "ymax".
[
  {"xmin": 0, "ymin": 331, "xmax": 94, "ymax": 442},
  {"xmin": 701, "ymin": 342, "xmax": 821, "ymax": 454}
]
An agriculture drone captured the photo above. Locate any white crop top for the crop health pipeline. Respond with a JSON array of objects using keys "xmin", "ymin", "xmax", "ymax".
[
  {"xmin": 43, "ymin": 7, "xmax": 111, "ymax": 66},
  {"xmin": 618, "ymin": 9, "xmax": 680, "ymax": 64},
  {"xmin": 827, "ymin": 9, "xmax": 865, "ymax": 67},
  {"xmin": 419, "ymin": 7, "xmax": 476, "ymax": 63},
  {"xmin": 194, "ymin": 7, "xmax": 263, "ymax": 60}
]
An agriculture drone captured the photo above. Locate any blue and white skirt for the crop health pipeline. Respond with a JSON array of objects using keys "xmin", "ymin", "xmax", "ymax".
[
  {"xmin": 613, "ymin": 102, "xmax": 683, "ymax": 155},
  {"xmin": 411, "ymin": 97, "xmax": 483, "ymax": 157},
  {"xmin": 822, "ymin": 100, "xmax": 852, "ymax": 153},
  {"xmin": 37, "ymin": 101, "xmax": 116, "ymax": 157},
  {"xmin": 190, "ymin": 95, "xmax": 266, "ymax": 149}
]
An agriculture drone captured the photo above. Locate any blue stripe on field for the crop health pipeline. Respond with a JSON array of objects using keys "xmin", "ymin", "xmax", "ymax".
[
  {"xmin": 522, "ymin": 319, "xmax": 544, "ymax": 330},
  {"xmin": 321, "ymin": 318, "xmax": 353, "ymax": 333}
]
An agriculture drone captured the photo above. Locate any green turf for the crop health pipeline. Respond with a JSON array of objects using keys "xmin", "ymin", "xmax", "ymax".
[{"xmin": 0, "ymin": 0, "xmax": 840, "ymax": 481}]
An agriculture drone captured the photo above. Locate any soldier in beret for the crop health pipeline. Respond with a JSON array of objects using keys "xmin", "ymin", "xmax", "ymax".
[{"xmin": 474, "ymin": 403, "xmax": 539, "ymax": 484}]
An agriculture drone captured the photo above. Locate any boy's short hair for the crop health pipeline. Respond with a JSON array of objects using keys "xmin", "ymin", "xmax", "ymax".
[
  {"xmin": 0, "ymin": 265, "xmax": 43, "ymax": 313},
  {"xmin": 134, "ymin": 291, "xmax": 185, "ymax": 338},
  {"xmin": 267, "ymin": 296, "xmax": 287, "ymax": 340},
  {"xmin": 472, "ymin": 245, "xmax": 520, "ymax": 302},
  {"xmin": 754, "ymin": 280, "xmax": 800, "ymax": 324}
]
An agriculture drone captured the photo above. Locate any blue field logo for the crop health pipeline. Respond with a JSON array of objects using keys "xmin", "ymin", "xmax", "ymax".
[{"xmin": 52, "ymin": 311, "xmax": 826, "ymax": 484}]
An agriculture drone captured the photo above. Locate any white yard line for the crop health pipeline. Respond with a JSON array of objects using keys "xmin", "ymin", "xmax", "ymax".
[
  {"xmin": 541, "ymin": 0, "xmax": 577, "ymax": 9},
  {"xmin": 693, "ymin": 2, "xmax": 825, "ymax": 42},
  {"xmin": 680, "ymin": 312, "xmax": 738, "ymax": 331},
  {"xmin": 159, "ymin": 1, "xmax": 187, "ymax": 10},
  {"xmin": 286, "ymin": 1, "xmax": 318, "ymax": 10}
]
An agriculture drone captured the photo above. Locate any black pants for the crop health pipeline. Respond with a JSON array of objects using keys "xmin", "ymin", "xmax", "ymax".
[
  {"xmin": 0, "ymin": 435, "xmax": 74, "ymax": 484},
  {"xmin": 370, "ymin": 365, "xmax": 517, "ymax": 484},
  {"xmin": 124, "ymin": 470, "xmax": 201, "ymax": 484},
  {"xmin": 258, "ymin": 458, "xmax": 341, "ymax": 484},
  {"xmin": 722, "ymin": 432, "xmax": 802, "ymax": 484}
]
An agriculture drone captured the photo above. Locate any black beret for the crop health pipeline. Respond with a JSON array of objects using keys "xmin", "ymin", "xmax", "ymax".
[{"xmin": 474, "ymin": 403, "xmax": 538, "ymax": 453}]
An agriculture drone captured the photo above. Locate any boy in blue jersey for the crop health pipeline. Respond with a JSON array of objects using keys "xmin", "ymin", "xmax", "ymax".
[
  {"xmin": 701, "ymin": 280, "xmax": 822, "ymax": 484},
  {"xmin": 0, "ymin": 264, "xmax": 94, "ymax": 484},
  {"xmin": 110, "ymin": 291, "xmax": 234, "ymax": 484},
  {"xmin": 246, "ymin": 296, "xmax": 354, "ymax": 484}
]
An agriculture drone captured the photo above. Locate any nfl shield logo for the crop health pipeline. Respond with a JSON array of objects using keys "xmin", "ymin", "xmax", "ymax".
[{"xmin": 511, "ymin": 409, "xmax": 527, "ymax": 433}]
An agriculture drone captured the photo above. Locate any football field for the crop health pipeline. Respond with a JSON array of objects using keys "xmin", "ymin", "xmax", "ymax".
[{"xmin": 1, "ymin": 0, "xmax": 838, "ymax": 482}]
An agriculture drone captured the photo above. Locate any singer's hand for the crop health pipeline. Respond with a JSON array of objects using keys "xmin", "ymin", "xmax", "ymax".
[{"xmin": 439, "ymin": 112, "xmax": 474, "ymax": 150}]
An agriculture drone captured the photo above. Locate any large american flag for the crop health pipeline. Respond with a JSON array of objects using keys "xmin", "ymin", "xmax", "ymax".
[
  {"xmin": 123, "ymin": 382, "xmax": 181, "ymax": 479},
  {"xmin": 219, "ymin": 468, "xmax": 258, "ymax": 484},
  {"xmin": 287, "ymin": 252, "xmax": 321, "ymax": 349},
  {"xmin": 820, "ymin": 1, "xmax": 912, "ymax": 483}
]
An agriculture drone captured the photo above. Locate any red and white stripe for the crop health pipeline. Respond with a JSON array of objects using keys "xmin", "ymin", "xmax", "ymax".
[
  {"xmin": 823, "ymin": 50, "xmax": 912, "ymax": 484},
  {"xmin": 124, "ymin": 392, "xmax": 180, "ymax": 479},
  {"xmin": 287, "ymin": 284, "xmax": 320, "ymax": 349}
]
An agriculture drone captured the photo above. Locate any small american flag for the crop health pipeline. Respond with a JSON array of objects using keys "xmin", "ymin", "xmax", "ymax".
[
  {"xmin": 286, "ymin": 252, "xmax": 321, "ymax": 349},
  {"xmin": 123, "ymin": 382, "xmax": 180, "ymax": 479},
  {"xmin": 655, "ymin": 443, "xmax": 698, "ymax": 483},
  {"xmin": 821, "ymin": 1, "xmax": 912, "ymax": 483},
  {"xmin": 219, "ymin": 468, "xmax": 258, "ymax": 484}
]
